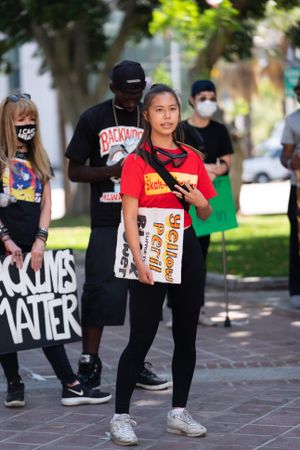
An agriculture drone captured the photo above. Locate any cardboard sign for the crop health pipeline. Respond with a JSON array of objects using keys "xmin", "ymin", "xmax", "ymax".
[
  {"xmin": 0, "ymin": 249, "xmax": 81, "ymax": 355},
  {"xmin": 114, "ymin": 207, "xmax": 184, "ymax": 284},
  {"xmin": 190, "ymin": 175, "xmax": 238, "ymax": 237}
]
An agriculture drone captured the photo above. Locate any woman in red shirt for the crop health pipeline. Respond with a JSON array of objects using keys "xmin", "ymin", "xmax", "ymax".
[{"xmin": 110, "ymin": 84, "xmax": 216, "ymax": 446}]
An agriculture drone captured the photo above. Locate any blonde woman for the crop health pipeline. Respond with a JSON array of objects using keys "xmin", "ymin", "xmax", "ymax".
[{"xmin": 0, "ymin": 92, "xmax": 109, "ymax": 408}]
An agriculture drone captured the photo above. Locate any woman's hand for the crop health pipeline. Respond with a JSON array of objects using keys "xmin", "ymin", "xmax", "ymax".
[
  {"xmin": 204, "ymin": 163, "xmax": 218, "ymax": 179},
  {"xmin": 290, "ymin": 152, "xmax": 300, "ymax": 170},
  {"xmin": 173, "ymin": 182, "xmax": 212, "ymax": 220},
  {"xmin": 205, "ymin": 158, "xmax": 231, "ymax": 178},
  {"xmin": 136, "ymin": 261, "xmax": 154, "ymax": 285},
  {"xmin": 31, "ymin": 238, "xmax": 45, "ymax": 272},
  {"xmin": 3, "ymin": 239, "xmax": 23, "ymax": 269},
  {"xmin": 173, "ymin": 182, "xmax": 208, "ymax": 209}
]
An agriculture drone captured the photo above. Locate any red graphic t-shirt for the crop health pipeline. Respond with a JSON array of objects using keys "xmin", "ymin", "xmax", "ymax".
[{"xmin": 120, "ymin": 143, "xmax": 217, "ymax": 227}]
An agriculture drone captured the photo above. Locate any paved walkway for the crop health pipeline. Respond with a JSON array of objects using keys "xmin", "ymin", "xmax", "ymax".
[{"xmin": 0, "ymin": 263, "xmax": 300, "ymax": 450}]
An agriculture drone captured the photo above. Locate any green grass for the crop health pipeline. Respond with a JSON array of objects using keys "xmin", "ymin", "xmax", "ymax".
[
  {"xmin": 48, "ymin": 215, "xmax": 90, "ymax": 251},
  {"xmin": 48, "ymin": 214, "xmax": 290, "ymax": 278},
  {"xmin": 207, "ymin": 214, "xmax": 289, "ymax": 277}
]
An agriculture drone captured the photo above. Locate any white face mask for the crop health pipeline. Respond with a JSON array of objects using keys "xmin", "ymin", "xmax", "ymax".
[{"xmin": 196, "ymin": 100, "xmax": 217, "ymax": 118}]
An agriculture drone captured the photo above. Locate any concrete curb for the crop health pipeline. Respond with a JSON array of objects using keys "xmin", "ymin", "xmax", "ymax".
[
  {"xmin": 73, "ymin": 251, "xmax": 288, "ymax": 292},
  {"xmin": 207, "ymin": 272, "xmax": 288, "ymax": 291}
]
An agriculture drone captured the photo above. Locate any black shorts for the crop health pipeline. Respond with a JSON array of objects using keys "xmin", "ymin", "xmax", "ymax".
[{"xmin": 81, "ymin": 227, "xmax": 128, "ymax": 327}]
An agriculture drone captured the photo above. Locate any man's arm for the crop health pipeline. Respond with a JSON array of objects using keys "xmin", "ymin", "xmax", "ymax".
[
  {"xmin": 281, "ymin": 144, "xmax": 300, "ymax": 170},
  {"xmin": 68, "ymin": 158, "xmax": 124, "ymax": 183}
]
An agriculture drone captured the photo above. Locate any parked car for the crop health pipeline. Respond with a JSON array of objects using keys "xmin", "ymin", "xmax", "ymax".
[{"xmin": 242, "ymin": 147, "xmax": 290, "ymax": 183}]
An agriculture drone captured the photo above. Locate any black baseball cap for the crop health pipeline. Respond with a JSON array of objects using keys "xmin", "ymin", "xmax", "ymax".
[
  {"xmin": 191, "ymin": 79, "xmax": 216, "ymax": 96},
  {"xmin": 110, "ymin": 60, "xmax": 146, "ymax": 94}
]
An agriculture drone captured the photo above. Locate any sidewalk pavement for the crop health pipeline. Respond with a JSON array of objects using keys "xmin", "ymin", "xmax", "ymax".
[{"xmin": 0, "ymin": 259, "xmax": 299, "ymax": 450}]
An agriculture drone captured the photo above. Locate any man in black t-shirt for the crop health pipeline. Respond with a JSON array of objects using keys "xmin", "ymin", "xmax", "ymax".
[
  {"xmin": 65, "ymin": 61, "xmax": 170, "ymax": 400},
  {"xmin": 180, "ymin": 80, "xmax": 234, "ymax": 326}
]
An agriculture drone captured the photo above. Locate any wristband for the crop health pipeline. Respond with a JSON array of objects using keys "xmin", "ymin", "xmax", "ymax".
[
  {"xmin": 36, "ymin": 235, "xmax": 46, "ymax": 243},
  {"xmin": 0, "ymin": 224, "xmax": 9, "ymax": 241},
  {"xmin": 36, "ymin": 227, "xmax": 48, "ymax": 242}
]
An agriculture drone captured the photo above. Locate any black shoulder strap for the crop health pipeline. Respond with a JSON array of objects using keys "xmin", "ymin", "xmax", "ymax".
[{"xmin": 137, "ymin": 148, "xmax": 189, "ymax": 212}]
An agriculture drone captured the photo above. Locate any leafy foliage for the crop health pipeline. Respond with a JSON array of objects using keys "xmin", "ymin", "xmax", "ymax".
[
  {"xmin": 0, "ymin": 0, "xmax": 159, "ymax": 82},
  {"xmin": 287, "ymin": 21, "xmax": 300, "ymax": 47},
  {"xmin": 150, "ymin": 0, "xmax": 270, "ymax": 64},
  {"xmin": 0, "ymin": 0, "xmax": 160, "ymax": 213},
  {"xmin": 151, "ymin": 0, "xmax": 300, "ymax": 70},
  {"xmin": 151, "ymin": 0, "xmax": 240, "ymax": 56},
  {"xmin": 274, "ymin": 0, "xmax": 300, "ymax": 8},
  {"xmin": 0, "ymin": 0, "xmax": 110, "ymax": 72}
]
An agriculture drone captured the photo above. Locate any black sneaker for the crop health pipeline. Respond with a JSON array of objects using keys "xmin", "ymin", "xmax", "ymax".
[
  {"xmin": 77, "ymin": 353, "xmax": 102, "ymax": 389},
  {"xmin": 136, "ymin": 362, "xmax": 171, "ymax": 391},
  {"xmin": 61, "ymin": 382, "xmax": 112, "ymax": 406},
  {"xmin": 5, "ymin": 377, "xmax": 25, "ymax": 408}
]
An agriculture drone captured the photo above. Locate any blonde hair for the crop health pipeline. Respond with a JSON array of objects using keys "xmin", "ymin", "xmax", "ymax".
[{"xmin": 0, "ymin": 94, "xmax": 52, "ymax": 183}]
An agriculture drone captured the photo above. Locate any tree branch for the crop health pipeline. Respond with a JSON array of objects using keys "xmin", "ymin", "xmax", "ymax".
[{"xmin": 94, "ymin": 0, "xmax": 139, "ymax": 100}]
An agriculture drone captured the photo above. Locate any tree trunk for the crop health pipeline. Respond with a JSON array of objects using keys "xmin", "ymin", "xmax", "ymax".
[{"xmin": 229, "ymin": 132, "xmax": 244, "ymax": 212}]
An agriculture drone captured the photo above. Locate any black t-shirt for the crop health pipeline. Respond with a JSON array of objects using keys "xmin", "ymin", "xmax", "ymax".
[
  {"xmin": 65, "ymin": 99, "xmax": 143, "ymax": 228},
  {"xmin": 0, "ymin": 152, "xmax": 43, "ymax": 246},
  {"xmin": 181, "ymin": 120, "xmax": 233, "ymax": 163}
]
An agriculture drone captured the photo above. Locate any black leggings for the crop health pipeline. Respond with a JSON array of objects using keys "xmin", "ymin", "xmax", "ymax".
[
  {"xmin": 115, "ymin": 227, "xmax": 204, "ymax": 413},
  {"xmin": 0, "ymin": 346, "xmax": 76, "ymax": 385},
  {"xmin": 167, "ymin": 233, "xmax": 209, "ymax": 310},
  {"xmin": 288, "ymin": 186, "xmax": 300, "ymax": 295},
  {"xmin": 198, "ymin": 234, "xmax": 210, "ymax": 306}
]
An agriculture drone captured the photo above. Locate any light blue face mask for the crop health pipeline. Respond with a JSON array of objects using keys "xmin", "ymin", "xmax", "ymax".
[{"xmin": 196, "ymin": 100, "xmax": 217, "ymax": 118}]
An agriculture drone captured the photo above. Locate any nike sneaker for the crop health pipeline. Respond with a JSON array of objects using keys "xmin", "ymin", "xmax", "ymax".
[
  {"xmin": 5, "ymin": 376, "xmax": 25, "ymax": 408},
  {"xmin": 77, "ymin": 353, "xmax": 102, "ymax": 389},
  {"xmin": 61, "ymin": 382, "xmax": 111, "ymax": 406},
  {"xmin": 136, "ymin": 362, "xmax": 171, "ymax": 391}
]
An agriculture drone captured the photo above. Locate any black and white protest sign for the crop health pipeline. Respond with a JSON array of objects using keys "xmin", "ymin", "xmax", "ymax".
[{"xmin": 0, "ymin": 249, "xmax": 81, "ymax": 355}]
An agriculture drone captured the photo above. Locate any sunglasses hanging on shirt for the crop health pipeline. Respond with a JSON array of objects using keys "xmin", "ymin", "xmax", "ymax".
[{"xmin": 149, "ymin": 140, "xmax": 188, "ymax": 168}]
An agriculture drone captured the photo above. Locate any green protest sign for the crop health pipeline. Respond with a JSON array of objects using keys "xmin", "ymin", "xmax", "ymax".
[
  {"xmin": 284, "ymin": 67, "xmax": 300, "ymax": 98},
  {"xmin": 190, "ymin": 175, "xmax": 238, "ymax": 237}
]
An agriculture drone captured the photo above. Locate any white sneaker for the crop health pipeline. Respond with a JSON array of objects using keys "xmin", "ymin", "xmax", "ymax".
[
  {"xmin": 198, "ymin": 310, "xmax": 216, "ymax": 327},
  {"xmin": 167, "ymin": 409, "xmax": 207, "ymax": 437},
  {"xmin": 110, "ymin": 414, "xmax": 138, "ymax": 446}
]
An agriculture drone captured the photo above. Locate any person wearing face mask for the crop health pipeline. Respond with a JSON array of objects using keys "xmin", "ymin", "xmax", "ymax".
[
  {"xmin": 280, "ymin": 76, "xmax": 300, "ymax": 309},
  {"xmin": 178, "ymin": 80, "xmax": 234, "ymax": 327},
  {"xmin": 0, "ymin": 92, "xmax": 106, "ymax": 408}
]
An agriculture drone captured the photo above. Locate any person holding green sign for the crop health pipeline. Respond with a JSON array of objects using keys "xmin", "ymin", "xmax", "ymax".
[
  {"xmin": 180, "ymin": 80, "xmax": 234, "ymax": 326},
  {"xmin": 280, "ymin": 76, "xmax": 300, "ymax": 308}
]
